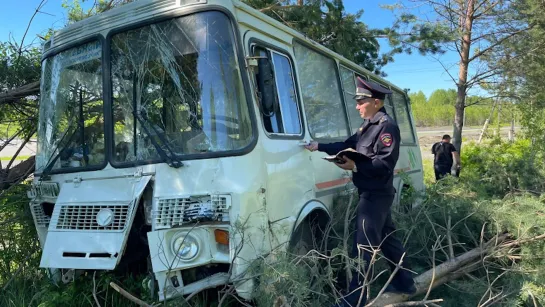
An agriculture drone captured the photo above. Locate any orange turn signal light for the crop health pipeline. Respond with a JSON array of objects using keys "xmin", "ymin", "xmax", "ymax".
[{"xmin": 214, "ymin": 229, "xmax": 229, "ymax": 245}]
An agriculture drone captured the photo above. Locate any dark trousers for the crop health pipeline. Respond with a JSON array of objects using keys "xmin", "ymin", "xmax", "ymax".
[
  {"xmin": 344, "ymin": 190, "xmax": 414, "ymax": 306},
  {"xmin": 434, "ymin": 164, "xmax": 452, "ymax": 181}
]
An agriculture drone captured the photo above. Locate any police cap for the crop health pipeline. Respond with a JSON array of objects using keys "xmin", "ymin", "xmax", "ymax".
[{"xmin": 353, "ymin": 76, "xmax": 392, "ymax": 101}]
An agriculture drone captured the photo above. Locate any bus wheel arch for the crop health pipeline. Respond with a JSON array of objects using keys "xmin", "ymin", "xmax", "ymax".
[
  {"xmin": 289, "ymin": 202, "xmax": 331, "ymax": 255},
  {"xmin": 395, "ymin": 181, "xmax": 414, "ymax": 213}
]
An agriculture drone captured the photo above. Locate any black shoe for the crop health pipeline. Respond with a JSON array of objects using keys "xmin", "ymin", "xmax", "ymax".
[{"xmin": 384, "ymin": 283, "xmax": 417, "ymax": 295}]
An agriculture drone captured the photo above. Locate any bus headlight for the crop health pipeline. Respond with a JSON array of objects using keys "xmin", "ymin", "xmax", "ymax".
[{"xmin": 171, "ymin": 234, "xmax": 199, "ymax": 260}]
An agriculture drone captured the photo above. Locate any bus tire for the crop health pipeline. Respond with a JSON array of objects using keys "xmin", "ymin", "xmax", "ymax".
[
  {"xmin": 397, "ymin": 184, "xmax": 413, "ymax": 213},
  {"xmin": 289, "ymin": 219, "xmax": 313, "ymax": 255},
  {"xmin": 289, "ymin": 210, "xmax": 330, "ymax": 255}
]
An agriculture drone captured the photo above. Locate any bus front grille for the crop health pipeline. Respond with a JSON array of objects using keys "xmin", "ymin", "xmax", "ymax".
[
  {"xmin": 154, "ymin": 194, "xmax": 230, "ymax": 229},
  {"xmin": 51, "ymin": 204, "xmax": 131, "ymax": 231},
  {"xmin": 31, "ymin": 203, "xmax": 51, "ymax": 228}
]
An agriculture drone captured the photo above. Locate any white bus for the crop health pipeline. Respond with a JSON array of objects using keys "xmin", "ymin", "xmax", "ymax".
[{"xmin": 28, "ymin": 0, "xmax": 424, "ymax": 301}]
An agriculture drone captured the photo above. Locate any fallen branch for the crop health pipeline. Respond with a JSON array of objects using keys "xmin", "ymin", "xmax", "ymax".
[
  {"xmin": 0, "ymin": 155, "xmax": 35, "ymax": 190},
  {"xmin": 92, "ymin": 272, "xmax": 102, "ymax": 307},
  {"xmin": 369, "ymin": 234, "xmax": 511, "ymax": 306},
  {"xmin": 109, "ymin": 282, "xmax": 155, "ymax": 307},
  {"xmin": 370, "ymin": 232, "xmax": 545, "ymax": 305},
  {"xmin": 0, "ymin": 81, "xmax": 40, "ymax": 105},
  {"xmin": 383, "ymin": 299, "xmax": 444, "ymax": 307}
]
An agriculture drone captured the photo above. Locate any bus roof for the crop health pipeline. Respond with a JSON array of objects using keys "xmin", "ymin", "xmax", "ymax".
[{"xmin": 43, "ymin": 0, "xmax": 406, "ymax": 94}]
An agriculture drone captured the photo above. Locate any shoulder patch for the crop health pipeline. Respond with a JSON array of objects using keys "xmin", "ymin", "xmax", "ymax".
[
  {"xmin": 379, "ymin": 116, "xmax": 388, "ymax": 124},
  {"xmin": 380, "ymin": 133, "xmax": 392, "ymax": 147}
]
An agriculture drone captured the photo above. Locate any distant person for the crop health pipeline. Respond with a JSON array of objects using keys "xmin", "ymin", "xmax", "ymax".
[{"xmin": 431, "ymin": 134, "xmax": 460, "ymax": 180}]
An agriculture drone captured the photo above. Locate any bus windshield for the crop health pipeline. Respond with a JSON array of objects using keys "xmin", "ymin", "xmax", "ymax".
[
  {"xmin": 111, "ymin": 11, "xmax": 253, "ymax": 163},
  {"xmin": 37, "ymin": 41, "xmax": 105, "ymax": 173}
]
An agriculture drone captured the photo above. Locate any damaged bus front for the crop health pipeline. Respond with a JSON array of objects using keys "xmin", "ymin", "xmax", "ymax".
[{"xmin": 28, "ymin": 1, "xmax": 264, "ymax": 301}]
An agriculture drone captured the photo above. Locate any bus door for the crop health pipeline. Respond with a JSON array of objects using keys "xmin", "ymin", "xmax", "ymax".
[{"xmin": 245, "ymin": 32, "xmax": 315, "ymax": 246}]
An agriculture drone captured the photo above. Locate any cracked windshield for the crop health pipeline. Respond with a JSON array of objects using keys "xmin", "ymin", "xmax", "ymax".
[
  {"xmin": 111, "ymin": 11, "xmax": 252, "ymax": 163},
  {"xmin": 36, "ymin": 41, "xmax": 105, "ymax": 172}
]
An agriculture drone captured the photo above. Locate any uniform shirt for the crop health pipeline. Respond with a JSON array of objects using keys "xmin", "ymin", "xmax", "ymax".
[
  {"xmin": 318, "ymin": 107, "xmax": 400, "ymax": 192},
  {"xmin": 431, "ymin": 141, "xmax": 457, "ymax": 167}
]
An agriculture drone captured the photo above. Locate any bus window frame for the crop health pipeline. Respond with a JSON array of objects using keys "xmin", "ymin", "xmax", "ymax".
[
  {"xmin": 105, "ymin": 7, "xmax": 259, "ymax": 169},
  {"xmin": 249, "ymin": 39, "xmax": 305, "ymax": 140},
  {"xmin": 36, "ymin": 34, "xmax": 109, "ymax": 177},
  {"xmin": 291, "ymin": 38, "xmax": 351, "ymax": 142},
  {"xmin": 390, "ymin": 89, "xmax": 418, "ymax": 145},
  {"xmin": 338, "ymin": 64, "xmax": 368, "ymax": 133}
]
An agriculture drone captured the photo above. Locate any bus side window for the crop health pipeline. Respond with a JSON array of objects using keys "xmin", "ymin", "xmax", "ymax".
[
  {"xmin": 384, "ymin": 94, "xmax": 396, "ymax": 120},
  {"xmin": 340, "ymin": 66, "xmax": 364, "ymax": 133},
  {"xmin": 293, "ymin": 42, "xmax": 349, "ymax": 140},
  {"xmin": 392, "ymin": 91, "xmax": 416, "ymax": 143},
  {"xmin": 253, "ymin": 46, "xmax": 302, "ymax": 135}
]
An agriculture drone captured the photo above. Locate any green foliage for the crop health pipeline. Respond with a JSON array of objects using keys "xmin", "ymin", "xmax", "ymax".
[
  {"xmin": 243, "ymin": 0, "xmax": 387, "ymax": 74},
  {"xmin": 0, "ymin": 42, "xmax": 41, "ymax": 91},
  {"xmin": 378, "ymin": 13, "xmax": 454, "ymax": 56},
  {"xmin": 394, "ymin": 143, "xmax": 545, "ymax": 306},
  {"xmin": 410, "ymin": 89, "xmax": 516, "ymax": 127},
  {"xmin": 461, "ymin": 139, "xmax": 545, "ymax": 197},
  {"xmin": 483, "ymin": 0, "xmax": 545, "ymax": 147},
  {"xmin": 62, "ymin": 0, "xmax": 133, "ymax": 23},
  {"xmin": 0, "ymin": 42, "xmax": 40, "ymax": 138},
  {"xmin": 0, "ymin": 184, "xmax": 41, "ymax": 286}
]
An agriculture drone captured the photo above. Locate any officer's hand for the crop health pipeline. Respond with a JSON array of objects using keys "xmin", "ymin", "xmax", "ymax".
[
  {"xmin": 304, "ymin": 141, "xmax": 319, "ymax": 152},
  {"xmin": 335, "ymin": 156, "xmax": 355, "ymax": 171}
]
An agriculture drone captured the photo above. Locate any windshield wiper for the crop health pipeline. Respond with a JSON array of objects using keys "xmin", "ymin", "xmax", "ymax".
[
  {"xmin": 133, "ymin": 109, "xmax": 183, "ymax": 168},
  {"xmin": 39, "ymin": 125, "xmax": 79, "ymax": 181}
]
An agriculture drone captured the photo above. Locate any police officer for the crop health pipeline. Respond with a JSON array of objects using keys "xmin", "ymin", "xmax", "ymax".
[{"xmin": 305, "ymin": 77, "xmax": 416, "ymax": 306}]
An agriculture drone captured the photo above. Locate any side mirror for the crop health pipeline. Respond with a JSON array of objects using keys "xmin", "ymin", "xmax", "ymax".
[{"xmin": 257, "ymin": 57, "xmax": 276, "ymax": 115}]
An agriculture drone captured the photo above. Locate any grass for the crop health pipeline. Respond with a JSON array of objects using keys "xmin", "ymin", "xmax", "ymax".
[
  {"xmin": 0, "ymin": 155, "xmax": 31, "ymax": 161},
  {"xmin": 0, "ymin": 123, "xmax": 24, "ymax": 138},
  {"xmin": 422, "ymin": 157, "xmax": 435, "ymax": 185}
]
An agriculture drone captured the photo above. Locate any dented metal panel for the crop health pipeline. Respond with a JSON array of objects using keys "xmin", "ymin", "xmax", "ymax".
[{"xmin": 39, "ymin": 175, "xmax": 151, "ymax": 269}]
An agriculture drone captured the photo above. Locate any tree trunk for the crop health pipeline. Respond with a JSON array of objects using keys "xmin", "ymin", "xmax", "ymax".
[
  {"xmin": 509, "ymin": 115, "xmax": 515, "ymax": 142},
  {"xmin": 297, "ymin": 0, "xmax": 303, "ymax": 5},
  {"xmin": 452, "ymin": 0, "xmax": 475, "ymax": 153},
  {"xmin": 453, "ymin": 89, "xmax": 465, "ymax": 152},
  {"xmin": 496, "ymin": 102, "xmax": 502, "ymax": 137}
]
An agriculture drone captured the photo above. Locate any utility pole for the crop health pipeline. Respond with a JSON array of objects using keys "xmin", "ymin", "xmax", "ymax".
[{"xmin": 478, "ymin": 100, "xmax": 497, "ymax": 143}]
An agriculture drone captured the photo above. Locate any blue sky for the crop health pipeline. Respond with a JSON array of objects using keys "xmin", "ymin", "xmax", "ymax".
[{"xmin": 0, "ymin": 0, "xmax": 460, "ymax": 98}]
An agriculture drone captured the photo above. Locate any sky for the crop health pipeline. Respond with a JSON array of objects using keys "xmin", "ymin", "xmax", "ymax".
[{"xmin": 0, "ymin": 0, "xmax": 461, "ymax": 98}]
